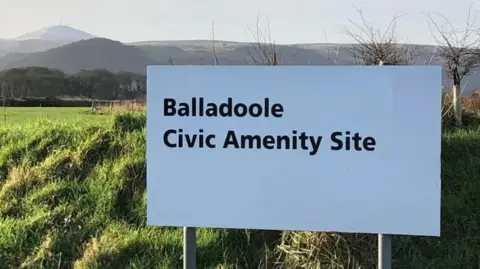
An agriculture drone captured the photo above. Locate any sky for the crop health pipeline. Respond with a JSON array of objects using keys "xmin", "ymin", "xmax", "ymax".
[{"xmin": 0, "ymin": 0, "xmax": 478, "ymax": 44}]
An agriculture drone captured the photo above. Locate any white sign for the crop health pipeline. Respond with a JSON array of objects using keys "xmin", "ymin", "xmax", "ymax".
[{"xmin": 146, "ymin": 66, "xmax": 442, "ymax": 237}]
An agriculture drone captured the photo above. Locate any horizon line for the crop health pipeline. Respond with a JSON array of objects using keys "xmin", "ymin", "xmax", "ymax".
[
  {"xmin": 1, "ymin": 24, "xmax": 439, "ymax": 46},
  {"xmin": 0, "ymin": 37, "xmax": 438, "ymax": 47}
]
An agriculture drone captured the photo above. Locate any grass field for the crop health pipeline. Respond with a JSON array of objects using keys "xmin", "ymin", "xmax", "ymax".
[
  {"xmin": 0, "ymin": 108, "xmax": 479, "ymax": 269},
  {"xmin": 0, "ymin": 107, "xmax": 112, "ymax": 125}
]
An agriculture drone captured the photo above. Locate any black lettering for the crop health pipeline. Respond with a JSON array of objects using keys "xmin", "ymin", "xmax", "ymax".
[
  {"xmin": 163, "ymin": 129, "xmax": 177, "ymax": 147},
  {"xmin": 330, "ymin": 131, "xmax": 376, "ymax": 151},
  {"xmin": 219, "ymin": 98, "xmax": 233, "ymax": 117},
  {"xmin": 234, "ymin": 103, "xmax": 248, "ymax": 117},
  {"xmin": 249, "ymin": 104, "xmax": 263, "ymax": 117},
  {"xmin": 223, "ymin": 130, "xmax": 240, "ymax": 148},
  {"xmin": 177, "ymin": 129, "xmax": 184, "ymax": 147},
  {"xmin": 309, "ymin": 136, "xmax": 322, "ymax": 155},
  {"xmin": 264, "ymin": 98, "xmax": 270, "ymax": 117},
  {"xmin": 198, "ymin": 97, "xmax": 204, "ymax": 116},
  {"xmin": 263, "ymin": 135, "xmax": 275, "ymax": 149},
  {"xmin": 164, "ymin": 129, "xmax": 217, "ymax": 148},
  {"xmin": 363, "ymin": 137, "xmax": 376, "ymax": 151},
  {"xmin": 291, "ymin": 130, "xmax": 298, "ymax": 149},
  {"xmin": 191, "ymin": 98, "xmax": 196, "ymax": 116},
  {"xmin": 330, "ymin": 131, "xmax": 343, "ymax": 150},
  {"xmin": 352, "ymin": 132, "xmax": 363, "ymax": 151},
  {"xmin": 206, "ymin": 104, "xmax": 218, "ymax": 116},
  {"xmin": 299, "ymin": 132, "xmax": 309, "ymax": 150},
  {"xmin": 185, "ymin": 133, "xmax": 197, "ymax": 147},
  {"xmin": 197, "ymin": 129, "xmax": 204, "ymax": 147},
  {"xmin": 277, "ymin": 135, "xmax": 290, "ymax": 149},
  {"xmin": 271, "ymin": 103, "xmax": 284, "ymax": 117},
  {"xmin": 345, "ymin": 131, "xmax": 351, "ymax": 150},
  {"xmin": 164, "ymin": 97, "xmax": 284, "ymax": 118},
  {"xmin": 164, "ymin": 98, "xmax": 176, "ymax": 116},
  {"xmin": 206, "ymin": 134, "xmax": 216, "ymax": 148},
  {"xmin": 241, "ymin": 135, "xmax": 262, "ymax": 149},
  {"xmin": 178, "ymin": 103, "xmax": 189, "ymax": 116}
]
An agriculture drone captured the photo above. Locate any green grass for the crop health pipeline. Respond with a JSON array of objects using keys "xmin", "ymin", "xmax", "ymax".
[
  {"xmin": 0, "ymin": 110, "xmax": 479, "ymax": 269},
  {"xmin": 0, "ymin": 107, "xmax": 111, "ymax": 125},
  {"xmin": 0, "ymin": 114, "xmax": 274, "ymax": 269}
]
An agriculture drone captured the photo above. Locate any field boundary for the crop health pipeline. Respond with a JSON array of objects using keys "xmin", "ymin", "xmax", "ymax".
[{"xmin": 0, "ymin": 97, "xmax": 145, "ymax": 108}]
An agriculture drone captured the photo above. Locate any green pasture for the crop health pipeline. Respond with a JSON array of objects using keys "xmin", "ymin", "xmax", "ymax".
[{"xmin": 0, "ymin": 107, "xmax": 111, "ymax": 125}]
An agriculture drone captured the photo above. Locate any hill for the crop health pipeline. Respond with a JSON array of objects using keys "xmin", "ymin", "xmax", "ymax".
[
  {"xmin": 0, "ymin": 26, "xmax": 479, "ymax": 94},
  {"xmin": 0, "ymin": 25, "xmax": 96, "ymax": 57},
  {"xmin": 0, "ymin": 39, "xmax": 71, "ymax": 57},
  {"xmin": 3, "ymin": 38, "xmax": 160, "ymax": 74},
  {"xmin": 13, "ymin": 25, "xmax": 96, "ymax": 41}
]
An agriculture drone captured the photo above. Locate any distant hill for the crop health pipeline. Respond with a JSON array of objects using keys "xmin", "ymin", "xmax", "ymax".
[
  {"xmin": 0, "ymin": 25, "xmax": 96, "ymax": 57},
  {"xmin": 136, "ymin": 45, "xmax": 195, "ymax": 63},
  {"xmin": 13, "ymin": 25, "xmax": 96, "ymax": 41},
  {"xmin": 3, "ymin": 38, "xmax": 160, "ymax": 74},
  {"xmin": 1, "ymin": 25, "xmax": 479, "ymax": 95},
  {"xmin": 0, "ymin": 39, "xmax": 71, "ymax": 57},
  {"xmin": 0, "ymin": 52, "xmax": 30, "ymax": 69}
]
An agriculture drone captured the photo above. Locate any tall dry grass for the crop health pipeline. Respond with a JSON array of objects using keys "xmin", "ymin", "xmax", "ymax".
[
  {"xmin": 91, "ymin": 99, "xmax": 146, "ymax": 114},
  {"xmin": 442, "ymin": 93, "xmax": 480, "ymax": 129}
]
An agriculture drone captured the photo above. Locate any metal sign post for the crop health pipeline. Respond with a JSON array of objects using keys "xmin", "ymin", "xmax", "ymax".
[
  {"xmin": 377, "ymin": 60, "xmax": 392, "ymax": 269},
  {"xmin": 183, "ymin": 226, "xmax": 197, "ymax": 269},
  {"xmin": 378, "ymin": 234, "xmax": 392, "ymax": 269}
]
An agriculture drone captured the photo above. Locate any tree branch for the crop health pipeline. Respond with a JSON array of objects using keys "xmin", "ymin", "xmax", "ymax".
[
  {"xmin": 246, "ymin": 13, "xmax": 279, "ymax": 65},
  {"xmin": 342, "ymin": 4, "xmax": 417, "ymax": 65}
]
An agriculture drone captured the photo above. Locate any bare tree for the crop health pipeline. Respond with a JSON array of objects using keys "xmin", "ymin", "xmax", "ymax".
[
  {"xmin": 246, "ymin": 13, "xmax": 279, "ymax": 65},
  {"xmin": 322, "ymin": 29, "xmax": 341, "ymax": 64},
  {"xmin": 426, "ymin": 4, "xmax": 480, "ymax": 126},
  {"xmin": 342, "ymin": 4, "xmax": 417, "ymax": 65},
  {"xmin": 323, "ymin": 28, "xmax": 332, "ymax": 62}
]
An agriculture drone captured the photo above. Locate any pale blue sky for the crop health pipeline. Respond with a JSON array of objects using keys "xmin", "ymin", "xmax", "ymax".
[{"xmin": 0, "ymin": 0, "xmax": 477, "ymax": 44}]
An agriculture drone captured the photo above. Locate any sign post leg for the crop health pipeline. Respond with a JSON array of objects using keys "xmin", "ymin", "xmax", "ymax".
[
  {"xmin": 183, "ymin": 226, "xmax": 197, "ymax": 269},
  {"xmin": 377, "ymin": 61, "xmax": 392, "ymax": 269},
  {"xmin": 378, "ymin": 234, "xmax": 392, "ymax": 269}
]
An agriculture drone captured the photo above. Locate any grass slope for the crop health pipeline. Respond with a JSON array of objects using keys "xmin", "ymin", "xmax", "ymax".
[
  {"xmin": 0, "ymin": 114, "xmax": 272, "ymax": 269},
  {"xmin": 0, "ymin": 113, "xmax": 479, "ymax": 269}
]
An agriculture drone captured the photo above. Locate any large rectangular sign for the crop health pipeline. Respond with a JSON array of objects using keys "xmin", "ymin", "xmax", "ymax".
[{"xmin": 146, "ymin": 66, "xmax": 442, "ymax": 237}]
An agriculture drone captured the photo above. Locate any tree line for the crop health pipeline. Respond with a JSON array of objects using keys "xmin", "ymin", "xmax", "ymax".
[{"xmin": 0, "ymin": 67, "xmax": 146, "ymax": 100}]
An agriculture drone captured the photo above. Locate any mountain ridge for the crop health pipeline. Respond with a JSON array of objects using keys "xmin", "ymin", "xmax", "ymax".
[
  {"xmin": 1, "ymin": 25, "xmax": 479, "ymax": 95},
  {"xmin": 3, "ymin": 38, "xmax": 159, "ymax": 74}
]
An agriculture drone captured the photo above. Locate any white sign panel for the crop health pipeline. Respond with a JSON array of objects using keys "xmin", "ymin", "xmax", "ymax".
[{"xmin": 146, "ymin": 66, "xmax": 441, "ymax": 237}]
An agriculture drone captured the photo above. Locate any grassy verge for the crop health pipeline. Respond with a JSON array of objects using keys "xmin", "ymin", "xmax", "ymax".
[
  {"xmin": 0, "ymin": 113, "xmax": 479, "ymax": 269},
  {"xmin": 0, "ymin": 114, "xmax": 274, "ymax": 269}
]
